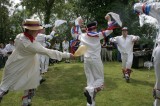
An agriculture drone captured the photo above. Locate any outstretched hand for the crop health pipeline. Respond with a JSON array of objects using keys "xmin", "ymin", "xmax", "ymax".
[
  {"xmin": 132, "ymin": 36, "xmax": 139, "ymax": 43},
  {"xmin": 70, "ymin": 53, "xmax": 75, "ymax": 59},
  {"xmin": 105, "ymin": 14, "xmax": 111, "ymax": 22}
]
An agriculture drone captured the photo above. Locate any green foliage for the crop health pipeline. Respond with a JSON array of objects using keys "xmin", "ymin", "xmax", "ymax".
[
  {"xmin": 0, "ymin": 0, "xmax": 11, "ymax": 43},
  {"xmin": 138, "ymin": 24, "xmax": 157, "ymax": 48},
  {"xmin": 0, "ymin": 0, "xmax": 156, "ymax": 45}
]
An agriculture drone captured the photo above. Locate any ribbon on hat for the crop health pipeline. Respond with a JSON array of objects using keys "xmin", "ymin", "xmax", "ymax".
[{"xmin": 23, "ymin": 24, "xmax": 41, "ymax": 26}]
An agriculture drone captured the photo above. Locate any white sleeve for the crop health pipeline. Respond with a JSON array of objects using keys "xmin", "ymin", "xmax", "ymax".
[
  {"xmin": 4, "ymin": 45, "xmax": 9, "ymax": 52},
  {"xmin": 99, "ymin": 30, "xmax": 113, "ymax": 40},
  {"xmin": 131, "ymin": 35, "xmax": 140, "ymax": 41},
  {"xmin": 110, "ymin": 37, "xmax": 118, "ymax": 43},
  {"xmin": 26, "ymin": 42, "xmax": 70, "ymax": 61},
  {"xmin": 45, "ymin": 31, "xmax": 56, "ymax": 40}
]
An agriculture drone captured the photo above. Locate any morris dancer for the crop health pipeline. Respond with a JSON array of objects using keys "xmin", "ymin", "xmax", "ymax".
[
  {"xmin": 71, "ymin": 16, "xmax": 83, "ymax": 39},
  {"xmin": 36, "ymin": 27, "xmax": 55, "ymax": 82},
  {"xmin": 4, "ymin": 38, "xmax": 15, "ymax": 57},
  {"xmin": 73, "ymin": 14, "xmax": 120, "ymax": 106},
  {"xmin": 134, "ymin": 1, "xmax": 160, "ymax": 106},
  {"xmin": 110, "ymin": 27, "xmax": 140, "ymax": 82},
  {"xmin": 0, "ymin": 19, "xmax": 73, "ymax": 106},
  {"xmin": 62, "ymin": 37, "xmax": 70, "ymax": 63},
  {"xmin": 70, "ymin": 16, "xmax": 84, "ymax": 53}
]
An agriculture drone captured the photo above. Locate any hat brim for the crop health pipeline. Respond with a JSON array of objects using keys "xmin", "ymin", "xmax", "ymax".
[{"xmin": 23, "ymin": 26, "xmax": 43, "ymax": 30}]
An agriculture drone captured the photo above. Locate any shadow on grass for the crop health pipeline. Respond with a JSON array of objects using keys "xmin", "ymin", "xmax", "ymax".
[{"xmin": 130, "ymin": 78, "xmax": 154, "ymax": 87}]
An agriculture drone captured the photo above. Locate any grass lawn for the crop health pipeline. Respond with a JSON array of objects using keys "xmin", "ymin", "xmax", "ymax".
[{"xmin": 0, "ymin": 61, "xmax": 155, "ymax": 106}]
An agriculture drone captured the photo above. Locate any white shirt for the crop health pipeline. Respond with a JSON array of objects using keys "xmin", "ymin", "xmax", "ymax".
[
  {"xmin": 36, "ymin": 31, "xmax": 55, "ymax": 46},
  {"xmin": 54, "ymin": 43, "xmax": 60, "ymax": 50},
  {"xmin": 0, "ymin": 48, "xmax": 7, "ymax": 56},
  {"xmin": 78, "ymin": 30, "xmax": 113, "ymax": 58},
  {"xmin": 62, "ymin": 41, "xmax": 69, "ymax": 51},
  {"xmin": 5, "ymin": 43, "xmax": 15, "ymax": 52},
  {"xmin": 110, "ymin": 35, "xmax": 140, "ymax": 54}
]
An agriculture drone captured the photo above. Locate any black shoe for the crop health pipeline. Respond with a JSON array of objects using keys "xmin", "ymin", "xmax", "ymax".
[
  {"xmin": 40, "ymin": 78, "xmax": 46, "ymax": 84},
  {"xmin": 84, "ymin": 90, "xmax": 92, "ymax": 104}
]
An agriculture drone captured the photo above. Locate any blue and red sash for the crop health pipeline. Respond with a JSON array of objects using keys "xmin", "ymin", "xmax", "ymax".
[
  {"xmin": 87, "ymin": 31, "xmax": 99, "ymax": 37},
  {"xmin": 71, "ymin": 25, "xmax": 80, "ymax": 34}
]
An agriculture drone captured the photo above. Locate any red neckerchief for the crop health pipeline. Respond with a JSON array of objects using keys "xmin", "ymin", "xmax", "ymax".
[{"xmin": 24, "ymin": 32, "xmax": 35, "ymax": 42}]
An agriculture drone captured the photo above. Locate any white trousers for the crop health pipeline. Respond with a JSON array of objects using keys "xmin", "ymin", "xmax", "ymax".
[
  {"xmin": 44, "ymin": 55, "xmax": 49, "ymax": 72},
  {"xmin": 39, "ymin": 54, "xmax": 49, "ymax": 73},
  {"xmin": 153, "ymin": 46, "xmax": 160, "ymax": 106},
  {"xmin": 84, "ymin": 57, "xmax": 104, "ymax": 89},
  {"xmin": 121, "ymin": 53, "xmax": 133, "ymax": 69}
]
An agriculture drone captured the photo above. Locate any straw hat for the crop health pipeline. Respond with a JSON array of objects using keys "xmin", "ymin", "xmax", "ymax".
[{"xmin": 23, "ymin": 19, "xmax": 43, "ymax": 30}]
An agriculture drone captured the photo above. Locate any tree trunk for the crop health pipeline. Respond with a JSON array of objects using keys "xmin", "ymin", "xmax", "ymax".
[{"xmin": 44, "ymin": 0, "xmax": 55, "ymax": 34}]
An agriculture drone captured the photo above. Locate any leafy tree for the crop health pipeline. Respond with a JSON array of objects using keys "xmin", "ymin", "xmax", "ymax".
[
  {"xmin": 21, "ymin": 0, "xmax": 67, "ymax": 34},
  {"xmin": 0, "ymin": 0, "xmax": 11, "ymax": 43}
]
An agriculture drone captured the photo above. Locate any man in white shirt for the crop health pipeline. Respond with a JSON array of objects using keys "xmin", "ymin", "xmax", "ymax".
[
  {"xmin": 71, "ymin": 16, "xmax": 83, "ymax": 39},
  {"xmin": 70, "ymin": 16, "xmax": 84, "ymax": 62},
  {"xmin": 62, "ymin": 37, "xmax": 70, "ymax": 63},
  {"xmin": 54, "ymin": 40, "xmax": 60, "ymax": 51},
  {"xmin": 36, "ymin": 27, "xmax": 55, "ymax": 83},
  {"xmin": 4, "ymin": 38, "xmax": 15, "ymax": 57},
  {"xmin": 74, "ymin": 15, "xmax": 118, "ymax": 105},
  {"xmin": 110, "ymin": 27, "xmax": 140, "ymax": 82}
]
